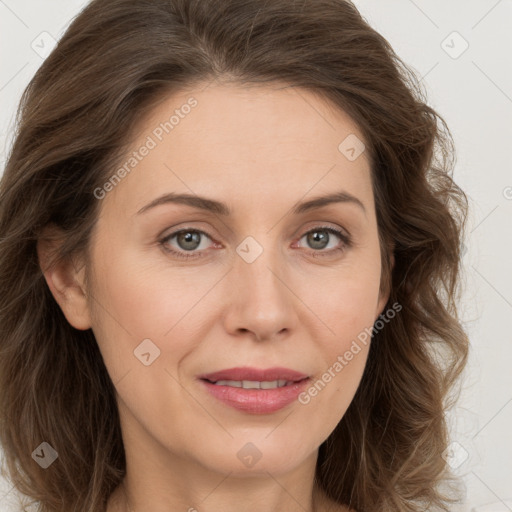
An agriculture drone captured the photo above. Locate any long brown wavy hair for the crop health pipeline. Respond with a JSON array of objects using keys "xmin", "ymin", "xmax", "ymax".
[{"xmin": 0, "ymin": 0, "xmax": 469, "ymax": 511}]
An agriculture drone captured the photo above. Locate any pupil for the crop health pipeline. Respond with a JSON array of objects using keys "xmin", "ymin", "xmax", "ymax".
[
  {"xmin": 179, "ymin": 231, "xmax": 200, "ymax": 250},
  {"xmin": 309, "ymin": 230, "xmax": 328, "ymax": 249}
]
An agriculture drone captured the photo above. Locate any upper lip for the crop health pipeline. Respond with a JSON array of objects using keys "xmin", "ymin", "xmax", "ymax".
[{"xmin": 198, "ymin": 366, "xmax": 310, "ymax": 383}]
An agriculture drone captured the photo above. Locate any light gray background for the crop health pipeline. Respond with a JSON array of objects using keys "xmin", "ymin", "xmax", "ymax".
[{"xmin": 1, "ymin": 1, "xmax": 511, "ymax": 511}]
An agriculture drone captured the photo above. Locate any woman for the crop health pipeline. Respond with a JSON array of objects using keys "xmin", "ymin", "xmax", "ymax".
[{"xmin": 0, "ymin": 0, "xmax": 469, "ymax": 511}]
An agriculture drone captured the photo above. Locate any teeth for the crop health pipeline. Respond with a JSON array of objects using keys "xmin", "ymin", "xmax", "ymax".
[{"xmin": 212, "ymin": 379, "xmax": 290, "ymax": 389}]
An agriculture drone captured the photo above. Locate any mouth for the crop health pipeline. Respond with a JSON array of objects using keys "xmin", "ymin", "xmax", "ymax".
[
  {"xmin": 200, "ymin": 378, "xmax": 308, "ymax": 389},
  {"xmin": 197, "ymin": 366, "xmax": 310, "ymax": 384},
  {"xmin": 197, "ymin": 367, "xmax": 311, "ymax": 414}
]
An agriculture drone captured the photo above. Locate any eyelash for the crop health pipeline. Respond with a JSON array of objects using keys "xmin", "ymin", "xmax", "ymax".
[{"xmin": 159, "ymin": 226, "xmax": 351, "ymax": 260}]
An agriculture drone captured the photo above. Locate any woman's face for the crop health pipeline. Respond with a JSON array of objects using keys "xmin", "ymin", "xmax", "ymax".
[{"xmin": 72, "ymin": 82, "xmax": 389, "ymax": 478}]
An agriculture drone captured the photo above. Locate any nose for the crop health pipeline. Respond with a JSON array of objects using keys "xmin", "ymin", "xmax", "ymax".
[{"xmin": 222, "ymin": 240, "xmax": 299, "ymax": 342}]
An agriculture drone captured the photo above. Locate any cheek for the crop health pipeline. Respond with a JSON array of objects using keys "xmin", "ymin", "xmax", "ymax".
[
  {"xmin": 299, "ymin": 277, "xmax": 378, "ymax": 427},
  {"xmin": 302, "ymin": 254, "xmax": 381, "ymax": 400},
  {"xmin": 87, "ymin": 244, "xmax": 225, "ymax": 380},
  {"xmin": 308, "ymin": 254, "xmax": 382, "ymax": 341}
]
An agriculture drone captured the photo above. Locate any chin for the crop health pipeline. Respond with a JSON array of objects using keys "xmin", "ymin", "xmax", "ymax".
[{"xmin": 197, "ymin": 437, "xmax": 317, "ymax": 476}]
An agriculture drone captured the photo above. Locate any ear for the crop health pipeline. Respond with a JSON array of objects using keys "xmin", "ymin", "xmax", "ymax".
[
  {"xmin": 37, "ymin": 224, "xmax": 92, "ymax": 330},
  {"xmin": 375, "ymin": 250, "xmax": 395, "ymax": 319}
]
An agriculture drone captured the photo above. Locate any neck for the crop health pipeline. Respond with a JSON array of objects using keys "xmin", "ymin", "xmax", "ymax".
[{"xmin": 110, "ymin": 477, "xmax": 342, "ymax": 512}]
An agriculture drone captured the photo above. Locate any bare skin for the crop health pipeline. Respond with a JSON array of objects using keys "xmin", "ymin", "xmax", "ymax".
[
  {"xmin": 39, "ymin": 80, "xmax": 391, "ymax": 512},
  {"xmin": 106, "ymin": 478, "xmax": 351, "ymax": 512}
]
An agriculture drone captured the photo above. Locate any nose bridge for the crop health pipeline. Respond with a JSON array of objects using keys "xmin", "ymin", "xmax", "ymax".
[
  {"xmin": 234, "ymin": 232, "xmax": 286, "ymax": 299},
  {"xmin": 224, "ymin": 231, "xmax": 297, "ymax": 339}
]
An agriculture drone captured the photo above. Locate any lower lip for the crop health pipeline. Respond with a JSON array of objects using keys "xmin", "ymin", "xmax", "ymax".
[{"xmin": 199, "ymin": 378, "xmax": 310, "ymax": 414}]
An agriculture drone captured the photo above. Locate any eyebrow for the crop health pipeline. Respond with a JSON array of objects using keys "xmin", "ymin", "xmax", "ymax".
[{"xmin": 136, "ymin": 190, "xmax": 366, "ymax": 217}]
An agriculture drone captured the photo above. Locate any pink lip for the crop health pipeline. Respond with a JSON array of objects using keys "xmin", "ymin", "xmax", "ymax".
[
  {"xmin": 197, "ymin": 366, "xmax": 310, "ymax": 414},
  {"xmin": 199, "ymin": 378, "xmax": 310, "ymax": 414},
  {"xmin": 198, "ymin": 366, "xmax": 309, "ymax": 382}
]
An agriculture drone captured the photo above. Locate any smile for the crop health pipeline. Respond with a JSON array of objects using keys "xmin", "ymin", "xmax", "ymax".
[{"xmin": 208, "ymin": 379, "xmax": 292, "ymax": 389}]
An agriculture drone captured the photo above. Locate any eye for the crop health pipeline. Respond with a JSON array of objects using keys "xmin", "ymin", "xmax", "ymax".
[
  {"xmin": 159, "ymin": 225, "xmax": 352, "ymax": 260},
  {"xmin": 296, "ymin": 226, "xmax": 351, "ymax": 258},
  {"xmin": 159, "ymin": 228, "xmax": 215, "ymax": 260}
]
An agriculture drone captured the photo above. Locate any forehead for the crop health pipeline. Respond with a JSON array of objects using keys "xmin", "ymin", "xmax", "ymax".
[{"xmin": 102, "ymin": 82, "xmax": 373, "ymax": 219}]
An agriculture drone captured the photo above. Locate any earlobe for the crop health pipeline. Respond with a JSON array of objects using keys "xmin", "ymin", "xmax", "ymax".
[{"xmin": 37, "ymin": 226, "xmax": 92, "ymax": 331}]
